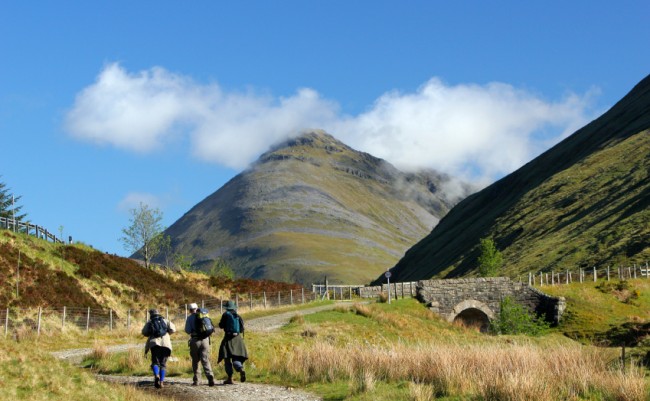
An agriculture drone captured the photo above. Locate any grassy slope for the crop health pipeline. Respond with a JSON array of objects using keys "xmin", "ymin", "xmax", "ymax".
[
  {"xmin": 389, "ymin": 74, "xmax": 650, "ymax": 282},
  {"xmin": 0, "ymin": 231, "xmax": 302, "ymax": 310}
]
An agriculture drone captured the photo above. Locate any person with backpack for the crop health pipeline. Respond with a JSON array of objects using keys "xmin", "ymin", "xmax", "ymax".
[
  {"xmin": 142, "ymin": 309, "xmax": 176, "ymax": 389},
  {"xmin": 217, "ymin": 300, "xmax": 248, "ymax": 384},
  {"xmin": 184, "ymin": 302, "xmax": 215, "ymax": 386}
]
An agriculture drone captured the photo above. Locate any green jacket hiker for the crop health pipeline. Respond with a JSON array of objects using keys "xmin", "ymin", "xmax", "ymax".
[{"xmin": 217, "ymin": 300, "xmax": 248, "ymax": 384}]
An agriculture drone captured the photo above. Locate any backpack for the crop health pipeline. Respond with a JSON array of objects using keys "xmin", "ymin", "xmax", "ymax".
[
  {"xmin": 150, "ymin": 315, "xmax": 168, "ymax": 338},
  {"xmin": 224, "ymin": 310, "xmax": 241, "ymax": 334},
  {"xmin": 196, "ymin": 308, "xmax": 215, "ymax": 339}
]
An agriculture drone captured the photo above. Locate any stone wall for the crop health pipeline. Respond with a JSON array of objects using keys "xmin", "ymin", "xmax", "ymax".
[{"xmin": 358, "ymin": 282, "xmax": 418, "ymax": 299}]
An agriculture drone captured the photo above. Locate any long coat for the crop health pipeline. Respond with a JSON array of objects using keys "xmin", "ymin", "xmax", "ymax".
[
  {"xmin": 142, "ymin": 317, "xmax": 176, "ymax": 354},
  {"xmin": 217, "ymin": 312, "xmax": 248, "ymax": 363}
]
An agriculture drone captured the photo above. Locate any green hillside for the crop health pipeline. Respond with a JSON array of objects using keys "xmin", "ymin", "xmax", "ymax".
[
  {"xmin": 387, "ymin": 74, "xmax": 650, "ymax": 282},
  {"xmin": 162, "ymin": 130, "xmax": 474, "ymax": 285}
]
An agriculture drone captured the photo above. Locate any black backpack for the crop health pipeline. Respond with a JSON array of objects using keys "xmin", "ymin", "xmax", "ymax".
[
  {"xmin": 150, "ymin": 315, "xmax": 168, "ymax": 338},
  {"xmin": 196, "ymin": 308, "xmax": 215, "ymax": 339}
]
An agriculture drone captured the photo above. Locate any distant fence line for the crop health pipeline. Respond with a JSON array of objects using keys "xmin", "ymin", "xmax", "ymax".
[
  {"xmin": 2, "ymin": 288, "xmax": 317, "ymax": 338},
  {"xmin": 524, "ymin": 262, "xmax": 649, "ymax": 286},
  {"xmin": 0, "ymin": 216, "xmax": 64, "ymax": 244}
]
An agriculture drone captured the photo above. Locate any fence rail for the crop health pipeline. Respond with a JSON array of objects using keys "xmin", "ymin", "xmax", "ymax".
[
  {"xmin": 0, "ymin": 216, "xmax": 63, "ymax": 243},
  {"xmin": 525, "ymin": 262, "xmax": 649, "ymax": 286},
  {"xmin": 2, "ymin": 289, "xmax": 317, "ymax": 338}
]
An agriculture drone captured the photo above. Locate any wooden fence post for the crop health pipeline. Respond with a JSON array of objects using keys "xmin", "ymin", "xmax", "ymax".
[
  {"xmin": 235, "ymin": 294, "xmax": 239, "ymax": 309},
  {"xmin": 277, "ymin": 291, "xmax": 281, "ymax": 306},
  {"xmin": 4, "ymin": 308, "xmax": 9, "ymax": 337},
  {"xmin": 593, "ymin": 267, "xmax": 597, "ymax": 282},
  {"xmin": 37, "ymin": 307, "xmax": 42, "ymax": 337},
  {"xmin": 302, "ymin": 288, "xmax": 305, "ymax": 304},
  {"xmin": 110, "ymin": 309, "xmax": 113, "ymax": 331},
  {"xmin": 528, "ymin": 272, "xmax": 532, "ymax": 286},
  {"xmin": 540, "ymin": 271, "xmax": 543, "ymax": 286},
  {"xmin": 86, "ymin": 307, "xmax": 91, "ymax": 332},
  {"xmin": 607, "ymin": 266, "xmax": 610, "ymax": 281},
  {"xmin": 290, "ymin": 290, "xmax": 293, "ymax": 305},
  {"xmin": 62, "ymin": 306, "xmax": 66, "ymax": 331},
  {"xmin": 566, "ymin": 270, "xmax": 570, "ymax": 284},
  {"xmin": 263, "ymin": 292, "xmax": 267, "ymax": 309},
  {"xmin": 185, "ymin": 305, "xmax": 188, "ymax": 322},
  {"xmin": 634, "ymin": 264, "xmax": 637, "ymax": 279}
]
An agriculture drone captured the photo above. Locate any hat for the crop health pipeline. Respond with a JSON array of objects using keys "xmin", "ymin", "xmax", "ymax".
[
  {"xmin": 149, "ymin": 309, "xmax": 159, "ymax": 317},
  {"xmin": 189, "ymin": 303, "xmax": 198, "ymax": 310},
  {"xmin": 224, "ymin": 300, "xmax": 237, "ymax": 310}
]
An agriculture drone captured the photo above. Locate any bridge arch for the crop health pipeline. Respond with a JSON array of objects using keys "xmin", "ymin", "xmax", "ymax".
[{"xmin": 448, "ymin": 299, "xmax": 495, "ymax": 332}]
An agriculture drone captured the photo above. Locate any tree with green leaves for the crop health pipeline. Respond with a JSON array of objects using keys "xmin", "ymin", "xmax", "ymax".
[
  {"xmin": 120, "ymin": 202, "xmax": 164, "ymax": 269},
  {"xmin": 477, "ymin": 237, "xmax": 503, "ymax": 277},
  {"xmin": 0, "ymin": 177, "xmax": 27, "ymax": 223}
]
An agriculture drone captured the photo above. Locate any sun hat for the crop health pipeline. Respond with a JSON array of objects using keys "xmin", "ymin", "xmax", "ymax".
[
  {"xmin": 224, "ymin": 300, "xmax": 237, "ymax": 310},
  {"xmin": 189, "ymin": 303, "xmax": 198, "ymax": 310}
]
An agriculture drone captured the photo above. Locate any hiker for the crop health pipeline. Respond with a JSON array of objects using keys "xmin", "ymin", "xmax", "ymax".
[
  {"xmin": 142, "ymin": 308, "xmax": 176, "ymax": 389},
  {"xmin": 217, "ymin": 300, "xmax": 248, "ymax": 384},
  {"xmin": 184, "ymin": 302, "xmax": 215, "ymax": 386}
]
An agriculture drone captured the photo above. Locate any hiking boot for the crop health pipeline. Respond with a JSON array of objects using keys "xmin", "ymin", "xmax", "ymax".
[
  {"xmin": 223, "ymin": 377, "xmax": 234, "ymax": 385},
  {"xmin": 207, "ymin": 375, "xmax": 215, "ymax": 387},
  {"xmin": 154, "ymin": 375, "xmax": 161, "ymax": 389},
  {"xmin": 192, "ymin": 380, "xmax": 198, "ymax": 386},
  {"xmin": 159, "ymin": 381, "xmax": 164, "ymax": 388},
  {"xmin": 240, "ymin": 370, "xmax": 246, "ymax": 383}
]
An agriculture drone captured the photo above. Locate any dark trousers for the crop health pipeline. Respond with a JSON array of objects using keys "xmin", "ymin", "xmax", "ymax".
[
  {"xmin": 150, "ymin": 346, "xmax": 171, "ymax": 369},
  {"xmin": 224, "ymin": 356, "xmax": 245, "ymax": 376}
]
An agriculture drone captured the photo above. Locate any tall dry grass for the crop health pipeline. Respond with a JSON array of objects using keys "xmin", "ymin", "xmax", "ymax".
[{"xmin": 279, "ymin": 340, "xmax": 648, "ymax": 401}]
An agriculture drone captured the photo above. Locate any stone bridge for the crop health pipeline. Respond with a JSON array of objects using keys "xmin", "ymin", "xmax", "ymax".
[{"xmin": 359, "ymin": 277, "xmax": 565, "ymax": 332}]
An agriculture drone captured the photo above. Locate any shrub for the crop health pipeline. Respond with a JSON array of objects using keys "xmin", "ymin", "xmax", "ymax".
[{"xmin": 490, "ymin": 296, "xmax": 549, "ymax": 336}]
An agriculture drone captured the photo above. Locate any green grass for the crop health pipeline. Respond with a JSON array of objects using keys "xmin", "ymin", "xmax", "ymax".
[{"xmin": 0, "ymin": 337, "xmax": 164, "ymax": 401}]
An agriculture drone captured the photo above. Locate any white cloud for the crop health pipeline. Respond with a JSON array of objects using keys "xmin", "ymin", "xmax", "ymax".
[{"xmin": 66, "ymin": 64, "xmax": 597, "ymax": 184}]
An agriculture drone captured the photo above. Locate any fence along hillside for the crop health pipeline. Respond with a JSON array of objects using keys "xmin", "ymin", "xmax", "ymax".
[
  {"xmin": 525, "ymin": 261, "xmax": 649, "ymax": 286},
  {"xmin": 0, "ymin": 217, "xmax": 64, "ymax": 243},
  {"xmin": 2, "ymin": 288, "xmax": 317, "ymax": 338}
]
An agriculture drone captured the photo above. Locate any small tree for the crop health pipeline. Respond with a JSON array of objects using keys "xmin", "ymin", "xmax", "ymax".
[
  {"xmin": 209, "ymin": 258, "xmax": 235, "ymax": 279},
  {"xmin": 477, "ymin": 237, "xmax": 503, "ymax": 277},
  {"xmin": 0, "ymin": 177, "xmax": 27, "ymax": 223},
  {"xmin": 120, "ymin": 202, "xmax": 164, "ymax": 269},
  {"xmin": 173, "ymin": 253, "xmax": 195, "ymax": 271}
]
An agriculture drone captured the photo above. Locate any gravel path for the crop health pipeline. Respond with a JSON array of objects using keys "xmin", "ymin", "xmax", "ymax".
[{"xmin": 52, "ymin": 302, "xmax": 350, "ymax": 401}]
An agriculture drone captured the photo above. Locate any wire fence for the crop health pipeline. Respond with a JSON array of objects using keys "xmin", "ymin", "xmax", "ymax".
[
  {"xmin": 1, "ymin": 288, "xmax": 318, "ymax": 338},
  {"xmin": 524, "ymin": 262, "xmax": 649, "ymax": 286}
]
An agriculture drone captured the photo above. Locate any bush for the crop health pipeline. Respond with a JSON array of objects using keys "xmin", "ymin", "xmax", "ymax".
[{"xmin": 490, "ymin": 296, "xmax": 549, "ymax": 336}]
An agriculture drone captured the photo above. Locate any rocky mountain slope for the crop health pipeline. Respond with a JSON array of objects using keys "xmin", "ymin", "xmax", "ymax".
[
  {"xmin": 385, "ymin": 74, "xmax": 650, "ymax": 282},
  {"xmin": 161, "ymin": 131, "xmax": 474, "ymax": 284}
]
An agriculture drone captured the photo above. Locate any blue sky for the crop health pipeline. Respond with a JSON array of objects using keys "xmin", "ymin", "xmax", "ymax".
[{"xmin": 1, "ymin": 1, "xmax": 648, "ymax": 256}]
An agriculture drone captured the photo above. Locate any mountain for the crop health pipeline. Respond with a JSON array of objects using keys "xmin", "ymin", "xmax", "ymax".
[
  {"xmin": 161, "ymin": 130, "xmax": 474, "ymax": 285},
  {"xmin": 384, "ymin": 74, "xmax": 650, "ymax": 283}
]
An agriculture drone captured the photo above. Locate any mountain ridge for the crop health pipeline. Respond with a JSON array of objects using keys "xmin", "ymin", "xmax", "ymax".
[{"xmin": 161, "ymin": 130, "xmax": 474, "ymax": 284}]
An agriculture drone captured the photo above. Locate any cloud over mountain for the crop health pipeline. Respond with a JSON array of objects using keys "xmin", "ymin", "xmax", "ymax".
[{"xmin": 65, "ymin": 63, "xmax": 597, "ymax": 184}]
